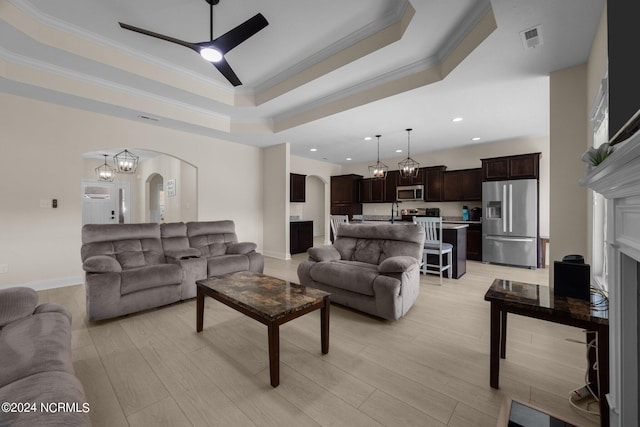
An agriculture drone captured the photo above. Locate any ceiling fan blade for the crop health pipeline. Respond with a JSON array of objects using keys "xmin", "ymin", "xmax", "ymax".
[
  {"xmin": 212, "ymin": 58, "xmax": 242, "ymax": 86},
  {"xmin": 208, "ymin": 13, "xmax": 268, "ymax": 55},
  {"xmin": 119, "ymin": 22, "xmax": 200, "ymax": 53}
]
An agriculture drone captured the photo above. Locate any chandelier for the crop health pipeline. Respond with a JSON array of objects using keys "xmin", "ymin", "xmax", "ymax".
[
  {"xmin": 95, "ymin": 154, "xmax": 116, "ymax": 182},
  {"xmin": 368, "ymin": 134, "xmax": 388, "ymax": 179},
  {"xmin": 398, "ymin": 128, "xmax": 420, "ymax": 178},
  {"xmin": 113, "ymin": 149, "xmax": 139, "ymax": 174}
]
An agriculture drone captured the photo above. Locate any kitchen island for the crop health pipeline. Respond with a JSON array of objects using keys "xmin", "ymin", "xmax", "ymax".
[{"xmin": 354, "ymin": 218, "xmax": 467, "ymax": 279}]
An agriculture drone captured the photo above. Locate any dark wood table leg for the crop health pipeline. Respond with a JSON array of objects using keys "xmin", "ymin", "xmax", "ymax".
[
  {"xmin": 596, "ymin": 326, "xmax": 609, "ymax": 427},
  {"xmin": 500, "ymin": 309, "xmax": 507, "ymax": 359},
  {"xmin": 321, "ymin": 296, "xmax": 330, "ymax": 354},
  {"xmin": 490, "ymin": 301, "xmax": 501, "ymax": 389},
  {"xmin": 196, "ymin": 287, "xmax": 204, "ymax": 332},
  {"xmin": 268, "ymin": 322, "xmax": 280, "ymax": 387}
]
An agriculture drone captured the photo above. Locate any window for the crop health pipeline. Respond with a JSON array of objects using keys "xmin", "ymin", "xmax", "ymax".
[{"xmin": 591, "ymin": 75, "xmax": 608, "ymax": 292}]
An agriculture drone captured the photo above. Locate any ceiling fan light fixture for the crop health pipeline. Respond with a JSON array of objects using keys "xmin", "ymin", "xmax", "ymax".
[{"xmin": 200, "ymin": 47, "xmax": 223, "ymax": 62}]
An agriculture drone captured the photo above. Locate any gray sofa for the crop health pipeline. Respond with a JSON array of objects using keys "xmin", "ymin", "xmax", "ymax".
[
  {"xmin": 0, "ymin": 287, "xmax": 90, "ymax": 426},
  {"xmin": 297, "ymin": 223, "xmax": 424, "ymax": 320},
  {"xmin": 81, "ymin": 220, "xmax": 263, "ymax": 321}
]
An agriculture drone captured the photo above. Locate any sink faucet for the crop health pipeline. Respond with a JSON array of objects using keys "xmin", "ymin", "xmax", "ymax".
[{"xmin": 391, "ymin": 201, "xmax": 400, "ymax": 223}]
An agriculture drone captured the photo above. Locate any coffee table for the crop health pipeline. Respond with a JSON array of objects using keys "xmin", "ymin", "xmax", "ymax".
[{"xmin": 196, "ymin": 271, "xmax": 330, "ymax": 387}]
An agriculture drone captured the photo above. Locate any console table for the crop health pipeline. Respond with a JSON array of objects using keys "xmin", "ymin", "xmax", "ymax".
[{"xmin": 484, "ymin": 279, "xmax": 609, "ymax": 427}]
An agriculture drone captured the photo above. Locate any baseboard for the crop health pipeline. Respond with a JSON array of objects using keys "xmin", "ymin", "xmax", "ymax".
[
  {"xmin": 263, "ymin": 250, "xmax": 291, "ymax": 260},
  {"xmin": 4, "ymin": 276, "xmax": 84, "ymax": 291}
]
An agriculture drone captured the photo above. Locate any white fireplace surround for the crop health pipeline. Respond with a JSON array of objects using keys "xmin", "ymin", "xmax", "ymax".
[{"xmin": 580, "ymin": 130, "xmax": 640, "ymax": 427}]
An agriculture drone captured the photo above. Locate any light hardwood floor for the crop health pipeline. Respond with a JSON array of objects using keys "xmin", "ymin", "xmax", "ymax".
[{"xmin": 39, "ymin": 239, "xmax": 601, "ymax": 427}]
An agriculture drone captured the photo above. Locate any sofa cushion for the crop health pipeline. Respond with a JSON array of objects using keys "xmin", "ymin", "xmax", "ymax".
[
  {"xmin": 227, "ymin": 242, "xmax": 257, "ymax": 255},
  {"xmin": 206, "ymin": 254, "xmax": 250, "ymax": 277},
  {"xmin": 0, "ymin": 311, "xmax": 73, "ymax": 388},
  {"xmin": 120, "ymin": 264, "xmax": 183, "ymax": 295},
  {"xmin": 83, "ymin": 255, "xmax": 122, "ymax": 273},
  {"xmin": 353, "ymin": 239, "xmax": 383, "ymax": 264},
  {"xmin": 309, "ymin": 261, "xmax": 378, "ymax": 296},
  {"xmin": 0, "ymin": 287, "xmax": 38, "ymax": 328}
]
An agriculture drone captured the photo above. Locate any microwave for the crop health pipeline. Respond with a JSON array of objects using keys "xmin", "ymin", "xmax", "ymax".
[{"xmin": 396, "ymin": 185, "xmax": 424, "ymax": 201}]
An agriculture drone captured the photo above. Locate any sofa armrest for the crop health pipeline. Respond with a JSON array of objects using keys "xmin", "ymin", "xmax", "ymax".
[
  {"xmin": 226, "ymin": 242, "xmax": 257, "ymax": 255},
  {"xmin": 164, "ymin": 248, "xmax": 202, "ymax": 259},
  {"xmin": 307, "ymin": 246, "xmax": 341, "ymax": 262},
  {"xmin": 378, "ymin": 256, "xmax": 419, "ymax": 274},
  {"xmin": 0, "ymin": 287, "xmax": 38, "ymax": 327},
  {"xmin": 83, "ymin": 255, "xmax": 122, "ymax": 273},
  {"xmin": 34, "ymin": 303, "xmax": 72, "ymax": 323}
]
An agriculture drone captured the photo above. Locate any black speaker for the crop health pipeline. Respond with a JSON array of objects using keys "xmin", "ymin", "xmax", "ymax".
[{"xmin": 554, "ymin": 255, "xmax": 590, "ymax": 301}]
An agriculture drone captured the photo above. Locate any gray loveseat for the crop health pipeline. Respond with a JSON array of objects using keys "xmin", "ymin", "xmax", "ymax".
[
  {"xmin": 0, "ymin": 287, "xmax": 90, "ymax": 426},
  {"xmin": 297, "ymin": 223, "xmax": 424, "ymax": 320},
  {"xmin": 81, "ymin": 220, "xmax": 263, "ymax": 321}
]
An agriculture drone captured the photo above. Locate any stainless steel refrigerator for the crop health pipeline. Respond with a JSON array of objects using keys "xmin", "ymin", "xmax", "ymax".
[{"xmin": 482, "ymin": 179, "xmax": 538, "ymax": 268}]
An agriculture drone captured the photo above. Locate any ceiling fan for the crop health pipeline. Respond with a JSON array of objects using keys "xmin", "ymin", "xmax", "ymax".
[{"xmin": 119, "ymin": 0, "xmax": 268, "ymax": 86}]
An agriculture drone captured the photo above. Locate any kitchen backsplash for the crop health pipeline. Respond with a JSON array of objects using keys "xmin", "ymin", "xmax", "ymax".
[{"xmin": 363, "ymin": 201, "xmax": 481, "ymax": 218}]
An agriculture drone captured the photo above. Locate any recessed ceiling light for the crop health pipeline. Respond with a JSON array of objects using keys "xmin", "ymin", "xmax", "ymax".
[
  {"xmin": 346, "ymin": 158, "xmax": 352, "ymax": 161},
  {"xmin": 395, "ymin": 149, "xmax": 403, "ymax": 153},
  {"xmin": 364, "ymin": 137, "xmax": 372, "ymax": 141},
  {"xmin": 472, "ymin": 137, "xmax": 481, "ymax": 141},
  {"xmin": 452, "ymin": 117, "xmax": 463, "ymax": 122},
  {"xmin": 310, "ymin": 148, "xmax": 317, "ymax": 152}
]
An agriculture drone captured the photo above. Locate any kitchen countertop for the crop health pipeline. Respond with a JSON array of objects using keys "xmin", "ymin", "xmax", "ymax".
[{"xmin": 359, "ymin": 220, "xmax": 468, "ymax": 229}]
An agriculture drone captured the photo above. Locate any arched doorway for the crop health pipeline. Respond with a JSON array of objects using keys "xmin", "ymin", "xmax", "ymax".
[{"xmin": 147, "ymin": 173, "xmax": 164, "ymax": 223}]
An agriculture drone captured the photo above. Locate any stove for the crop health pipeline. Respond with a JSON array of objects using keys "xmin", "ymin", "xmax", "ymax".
[{"xmin": 400, "ymin": 207, "xmax": 440, "ymax": 221}]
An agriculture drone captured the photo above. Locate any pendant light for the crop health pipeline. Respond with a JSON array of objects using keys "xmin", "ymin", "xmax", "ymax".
[
  {"xmin": 95, "ymin": 154, "xmax": 116, "ymax": 182},
  {"xmin": 368, "ymin": 134, "xmax": 388, "ymax": 179},
  {"xmin": 398, "ymin": 128, "xmax": 420, "ymax": 178},
  {"xmin": 113, "ymin": 149, "xmax": 139, "ymax": 174}
]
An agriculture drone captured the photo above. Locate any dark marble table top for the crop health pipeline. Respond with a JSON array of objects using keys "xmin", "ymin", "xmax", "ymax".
[
  {"xmin": 484, "ymin": 278, "xmax": 608, "ymax": 325},
  {"xmin": 197, "ymin": 271, "xmax": 330, "ymax": 321}
]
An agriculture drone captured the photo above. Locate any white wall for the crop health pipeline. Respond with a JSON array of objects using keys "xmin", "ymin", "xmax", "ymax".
[
  {"xmin": 263, "ymin": 143, "xmax": 290, "ymax": 259},
  {"xmin": 341, "ymin": 136, "xmax": 551, "ymax": 236},
  {"xmin": 549, "ymin": 64, "xmax": 588, "ymax": 288},
  {"xmin": 0, "ymin": 93, "xmax": 263, "ymax": 289}
]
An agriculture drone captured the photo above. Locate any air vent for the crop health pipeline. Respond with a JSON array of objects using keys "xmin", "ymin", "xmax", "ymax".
[
  {"xmin": 137, "ymin": 114, "xmax": 159, "ymax": 122},
  {"xmin": 520, "ymin": 25, "xmax": 543, "ymax": 49}
]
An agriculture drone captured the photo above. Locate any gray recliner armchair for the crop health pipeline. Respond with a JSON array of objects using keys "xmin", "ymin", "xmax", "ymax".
[{"xmin": 297, "ymin": 223, "xmax": 424, "ymax": 320}]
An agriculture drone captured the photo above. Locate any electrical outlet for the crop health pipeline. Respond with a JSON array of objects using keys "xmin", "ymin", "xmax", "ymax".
[
  {"xmin": 0, "ymin": 264, "xmax": 8, "ymax": 274},
  {"xmin": 40, "ymin": 199, "xmax": 51, "ymax": 208}
]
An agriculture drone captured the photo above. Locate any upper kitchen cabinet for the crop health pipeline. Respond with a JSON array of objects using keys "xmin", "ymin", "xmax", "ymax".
[
  {"xmin": 443, "ymin": 168, "xmax": 482, "ymax": 201},
  {"xmin": 481, "ymin": 153, "xmax": 541, "ymax": 181},
  {"xmin": 397, "ymin": 167, "xmax": 425, "ymax": 186},
  {"xmin": 331, "ymin": 174, "xmax": 363, "ymax": 218},
  {"xmin": 384, "ymin": 170, "xmax": 399, "ymax": 202},
  {"xmin": 424, "ymin": 166, "xmax": 446, "ymax": 202},
  {"xmin": 359, "ymin": 178, "xmax": 385, "ymax": 203},
  {"xmin": 290, "ymin": 173, "xmax": 306, "ymax": 202}
]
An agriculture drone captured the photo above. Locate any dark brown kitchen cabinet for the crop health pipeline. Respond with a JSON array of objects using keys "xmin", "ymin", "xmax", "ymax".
[
  {"xmin": 466, "ymin": 223, "xmax": 482, "ymax": 261},
  {"xmin": 398, "ymin": 168, "xmax": 425, "ymax": 186},
  {"xmin": 330, "ymin": 174, "xmax": 362, "ymax": 219},
  {"xmin": 443, "ymin": 168, "xmax": 482, "ymax": 201},
  {"xmin": 359, "ymin": 178, "xmax": 385, "ymax": 203},
  {"xmin": 481, "ymin": 153, "xmax": 541, "ymax": 181},
  {"xmin": 290, "ymin": 173, "xmax": 306, "ymax": 202},
  {"xmin": 290, "ymin": 221, "xmax": 313, "ymax": 254},
  {"xmin": 384, "ymin": 170, "xmax": 399, "ymax": 202},
  {"xmin": 424, "ymin": 166, "xmax": 446, "ymax": 202}
]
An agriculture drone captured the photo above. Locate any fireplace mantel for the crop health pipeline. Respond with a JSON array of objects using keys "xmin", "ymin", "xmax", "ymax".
[
  {"xmin": 580, "ymin": 131, "xmax": 640, "ymax": 199},
  {"xmin": 580, "ymin": 130, "xmax": 640, "ymax": 427}
]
